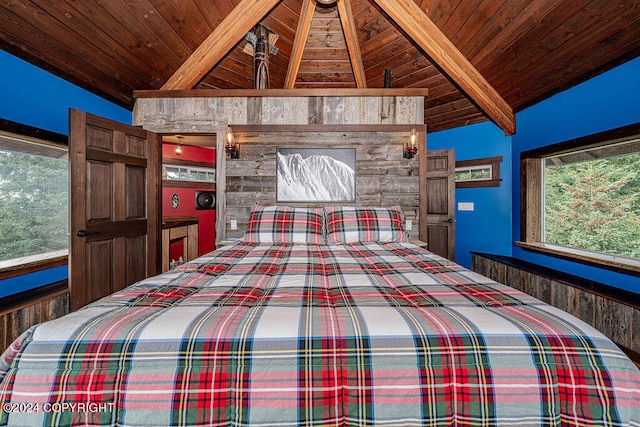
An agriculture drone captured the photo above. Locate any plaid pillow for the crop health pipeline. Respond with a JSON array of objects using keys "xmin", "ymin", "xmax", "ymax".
[
  {"xmin": 244, "ymin": 205, "xmax": 325, "ymax": 244},
  {"xmin": 325, "ymin": 206, "xmax": 408, "ymax": 244}
]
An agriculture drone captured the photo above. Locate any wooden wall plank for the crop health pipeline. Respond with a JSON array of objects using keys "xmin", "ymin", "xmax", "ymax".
[
  {"xmin": 0, "ymin": 291, "xmax": 69, "ymax": 349},
  {"xmin": 225, "ymin": 127, "xmax": 422, "ymax": 240}
]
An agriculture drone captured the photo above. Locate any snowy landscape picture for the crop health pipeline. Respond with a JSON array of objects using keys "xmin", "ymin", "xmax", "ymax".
[{"xmin": 276, "ymin": 148, "xmax": 356, "ymax": 202}]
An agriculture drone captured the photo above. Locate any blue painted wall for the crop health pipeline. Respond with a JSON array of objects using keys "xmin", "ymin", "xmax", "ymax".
[
  {"xmin": 428, "ymin": 122, "xmax": 513, "ymax": 269},
  {"xmin": 0, "ymin": 50, "xmax": 132, "ymax": 298},
  {"xmin": 428, "ymin": 56, "xmax": 640, "ymax": 294},
  {"xmin": 0, "ymin": 50, "xmax": 131, "ymax": 134},
  {"xmin": 512, "ymin": 56, "xmax": 640, "ymax": 294}
]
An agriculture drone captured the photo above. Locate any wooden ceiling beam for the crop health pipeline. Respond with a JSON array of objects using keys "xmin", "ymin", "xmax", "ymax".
[
  {"xmin": 337, "ymin": 0, "xmax": 367, "ymax": 88},
  {"xmin": 284, "ymin": 0, "xmax": 316, "ymax": 88},
  {"xmin": 161, "ymin": 0, "xmax": 281, "ymax": 90},
  {"xmin": 372, "ymin": 0, "xmax": 516, "ymax": 135}
]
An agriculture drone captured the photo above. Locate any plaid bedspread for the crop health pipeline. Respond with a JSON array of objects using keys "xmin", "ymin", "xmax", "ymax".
[{"xmin": 1, "ymin": 242, "xmax": 639, "ymax": 426}]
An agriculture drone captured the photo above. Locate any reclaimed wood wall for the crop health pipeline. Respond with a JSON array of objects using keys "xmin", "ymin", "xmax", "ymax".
[
  {"xmin": 133, "ymin": 90, "xmax": 426, "ymax": 131},
  {"xmin": 224, "ymin": 125, "xmax": 423, "ymax": 240},
  {"xmin": 472, "ymin": 253, "xmax": 640, "ymax": 357},
  {"xmin": 0, "ymin": 284, "xmax": 69, "ymax": 349},
  {"xmin": 133, "ymin": 92, "xmax": 427, "ymax": 244}
]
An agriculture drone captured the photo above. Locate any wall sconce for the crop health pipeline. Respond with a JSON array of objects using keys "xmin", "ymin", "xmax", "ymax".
[
  {"xmin": 224, "ymin": 127, "xmax": 239, "ymax": 159},
  {"xmin": 403, "ymin": 128, "xmax": 418, "ymax": 159},
  {"xmin": 175, "ymin": 135, "xmax": 183, "ymax": 155}
]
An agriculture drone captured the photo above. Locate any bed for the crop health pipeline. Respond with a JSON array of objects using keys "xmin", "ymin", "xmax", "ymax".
[{"xmin": 1, "ymin": 205, "xmax": 639, "ymax": 426}]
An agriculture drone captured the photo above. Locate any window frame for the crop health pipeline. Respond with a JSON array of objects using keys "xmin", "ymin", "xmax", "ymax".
[
  {"xmin": 161, "ymin": 157, "xmax": 217, "ymax": 189},
  {"xmin": 455, "ymin": 156, "xmax": 502, "ymax": 188},
  {"xmin": 164, "ymin": 163, "xmax": 216, "ymax": 183},
  {"xmin": 518, "ymin": 121, "xmax": 640, "ymax": 275},
  {"xmin": 0, "ymin": 119, "xmax": 69, "ymax": 277}
]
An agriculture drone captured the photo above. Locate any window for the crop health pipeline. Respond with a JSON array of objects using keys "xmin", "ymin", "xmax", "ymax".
[
  {"xmin": 163, "ymin": 164, "xmax": 215, "ymax": 183},
  {"xmin": 455, "ymin": 164, "xmax": 492, "ymax": 182},
  {"xmin": 455, "ymin": 156, "xmax": 502, "ymax": 188},
  {"xmin": 0, "ymin": 131, "xmax": 68, "ymax": 268},
  {"xmin": 519, "ymin": 123, "xmax": 640, "ymax": 274}
]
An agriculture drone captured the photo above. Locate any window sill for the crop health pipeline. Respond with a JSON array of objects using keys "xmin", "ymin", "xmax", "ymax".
[
  {"xmin": 515, "ymin": 242, "xmax": 640, "ymax": 275},
  {"xmin": 0, "ymin": 249, "xmax": 68, "ymax": 279}
]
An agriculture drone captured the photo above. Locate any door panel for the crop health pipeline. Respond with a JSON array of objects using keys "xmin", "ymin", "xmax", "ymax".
[
  {"xmin": 426, "ymin": 177, "xmax": 448, "ymax": 214},
  {"xmin": 85, "ymin": 240, "xmax": 113, "ymax": 304},
  {"xmin": 427, "ymin": 156, "xmax": 449, "ymax": 171},
  {"xmin": 125, "ymin": 235, "xmax": 147, "ymax": 288},
  {"xmin": 87, "ymin": 161, "xmax": 113, "ymax": 220},
  {"xmin": 70, "ymin": 109, "xmax": 160, "ymax": 311},
  {"xmin": 86, "ymin": 126, "xmax": 114, "ymax": 151},
  {"xmin": 426, "ymin": 149, "xmax": 455, "ymax": 261},
  {"xmin": 125, "ymin": 135, "xmax": 147, "ymax": 157},
  {"xmin": 126, "ymin": 166, "xmax": 146, "ymax": 218},
  {"xmin": 426, "ymin": 225, "xmax": 448, "ymax": 259}
]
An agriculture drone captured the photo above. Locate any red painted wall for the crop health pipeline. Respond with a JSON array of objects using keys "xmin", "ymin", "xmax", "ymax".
[
  {"xmin": 162, "ymin": 143, "xmax": 216, "ymax": 257},
  {"xmin": 162, "ymin": 142, "xmax": 215, "ymax": 163}
]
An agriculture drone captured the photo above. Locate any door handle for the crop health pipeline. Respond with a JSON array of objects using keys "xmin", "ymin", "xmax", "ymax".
[
  {"xmin": 442, "ymin": 218, "xmax": 453, "ymax": 223},
  {"xmin": 76, "ymin": 230, "xmax": 99, "ymax": 238}
]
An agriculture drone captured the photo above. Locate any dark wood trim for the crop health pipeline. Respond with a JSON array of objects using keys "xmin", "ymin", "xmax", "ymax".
[
  {"xmin": 87, "ymin": 148, "xmax": 147, "ymax": 166},
  {"xmin": 456, "ymin": 179, "xmax": 501, "ymax": 188},
  {"xmin": 455, "ymin": 156, "xmax": 502, "ymax": 168},
  {"xmin": 521, "ymin": 121, "xmax": 640, "ymax": 159},
  {"xmin": 162, "ymin": 179, "xmax": 216, "ymax": 189},
  {"xmin": 135, "ymin": 88, "xmax": 430, "ymax": 99},
  {"xmin": 455, "ymin": 156, "xmax": 502, "ymax": 188},
  {"xmin": 232, "ymin": 124, "xmax": 427, "ymax": 133},
  {"xmin": 418, "ymin": 129, "xmax": 428, "ymax": 242},
  {"xmin": 0, "ymin": 252, "xmax": 68, "ymax": 280},
  {"xmin": 619, "ymin": 344, "xmax": 640, "ymax": 370},
  {"xmin": 515, "ymin": 241, "xmax": 640, "ymax": 276},
  {"xmin": 0, "ymin": 279, "xmax": 68, "ymax": 316},
  {"xmin": 0, "ymin": 118, "xmax": 68, "ymax": 146},
  {"xmin": 162, "ymin": 215, "xmax": 198, "ymax": 229},
  {"xmin": 520, "ymin": 157, "xmax": 542, "ymax": 242}
]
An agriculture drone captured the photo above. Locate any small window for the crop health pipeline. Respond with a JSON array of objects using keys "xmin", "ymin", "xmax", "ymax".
[
  {"xmin": 455, "ymin": 164, "xmax": 492, "ymax": 182},
  {"xmin": 0, "ymin": 132, "xmax": 68, "ymax": 266},
  {"xmin": 163, "ymin": 164, "xmax": 215, "ymax": 183},
  {"xmin": 455, "ymin": 156, "xmax": 502, "ymax": 188}
]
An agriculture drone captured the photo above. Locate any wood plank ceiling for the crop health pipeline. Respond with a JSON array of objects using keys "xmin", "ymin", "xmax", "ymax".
[{"xmin": 1, "ymin": 0, "xmax": 639, "ymax": 133}]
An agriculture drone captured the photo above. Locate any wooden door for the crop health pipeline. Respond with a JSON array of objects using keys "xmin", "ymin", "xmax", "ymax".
[
  {"xmin": 426, "ymin": 149, "xmax": 456, "ymax": 260},
  {"xmin": 69, "ymin": 109, "xmax": 161, "ymax": 311}
]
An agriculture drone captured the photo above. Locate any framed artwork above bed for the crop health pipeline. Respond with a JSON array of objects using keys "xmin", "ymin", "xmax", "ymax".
[{"xmin": 276, "ymin": 147, "xmax": 356, "ymax": 203}]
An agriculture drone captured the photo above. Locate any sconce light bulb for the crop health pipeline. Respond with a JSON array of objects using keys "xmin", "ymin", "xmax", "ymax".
[{"xmin": 175, "ymin": 135, "xmax": 184, "ymax": 155}]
